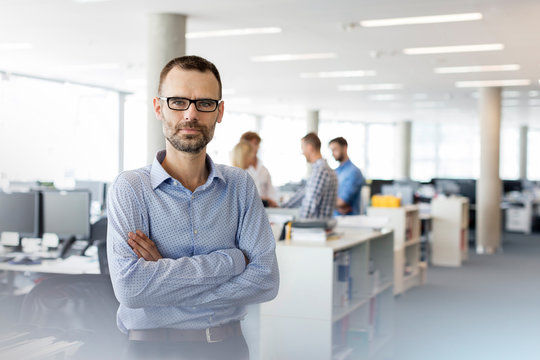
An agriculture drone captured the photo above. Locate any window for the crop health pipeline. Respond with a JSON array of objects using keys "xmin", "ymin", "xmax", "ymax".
[
  {"xmin": 500, "ymin": 126, "xmax": 519, "ymax": 179},
  {"xmin": 0, "ymin": 76, "xmax": 119, "ymax": 183},
  {"xmin": 366, "ymin": 124, "xmax": 395, "ymax": 179},
  {"xmin": 259, "ymin": 115, "xmax": 306, "ymax": 186},
  {"xmin": 528, "ymin": 129, "xmax": 540, "ymax": 180},
  {"xmin": 411, "ymin": 121, "xmax": 437, "ymax": 181}
]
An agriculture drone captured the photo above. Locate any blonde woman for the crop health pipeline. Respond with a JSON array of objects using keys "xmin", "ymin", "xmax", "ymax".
[{"xmin": 232, "ymin": 141, "xmax": 277, "ymax": 207}]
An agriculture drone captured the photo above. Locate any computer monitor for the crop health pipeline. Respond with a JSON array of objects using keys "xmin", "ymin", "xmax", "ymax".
[
  {"xmin": 0, "ymin": 191, "xmax": 41, "ymax": 238},
  {"xmin": 42, "ymin": 190, "xmax": 91, "ymax": 240},
  {"xmin": 75, "ymin": 180, "xmax": 106, "ymax": 210}
]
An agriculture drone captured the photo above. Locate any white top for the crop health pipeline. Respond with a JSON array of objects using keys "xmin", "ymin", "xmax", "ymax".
[{"xmin": 247, "ymin": 159, "xmax": 278, "ymax": 202}]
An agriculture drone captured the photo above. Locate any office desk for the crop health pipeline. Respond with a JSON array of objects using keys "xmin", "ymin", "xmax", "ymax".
[{"xmin": 0, "ymin": 255, "xmax": 100, "ymax": 294}]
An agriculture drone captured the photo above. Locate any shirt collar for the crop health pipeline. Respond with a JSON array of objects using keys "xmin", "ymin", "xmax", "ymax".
[
  {"xmin": 312, "ymin": 158, "xmax": 325, "ymax": 169},
  {"xmin": 150, "ymin": 150, "xmax": 225, "ymax": 190},
  {"xmin": 338, "ymin": 159, "xmax": 351, "ymax": 169}
]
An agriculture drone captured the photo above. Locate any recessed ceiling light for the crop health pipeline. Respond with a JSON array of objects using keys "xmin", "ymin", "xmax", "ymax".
[
  {"xmin": 455, "ymin": 79, "xmax": 531, "ymax": 87},
  {"xmin": 434, "ymin": 64, "xmax": 520, "ymax": 74},
  {"xmin": 529, "ymin": 90, "xmax": 540, "ymax": 97},
  {"xmin": 414, "ymin": 101, "xmax": 444, "ymax": 108},
  {"xmin": 338, "ymin": 83, "xmax": 403, "ymax": 91},
  {"xmin": 58, "ymin": 63, "xmax": 120, "ymax": 71},
  {"xmin": 529, "ymin": 99, "xmax": 540, "ymax": 106},
  {"xmin": 0, "ymin": 42, "xmax": 32, "ymax": 50},
  {"xmin": 251, "ymin": 53, "xmax": 337, "ymax": 62},
  {"xmin": 360, "ymin": 12, "xmax": 482, "ymax": 27},
  {"xmin": 186, "ymin": 27, "xmax": 282, "ymax": 39},
  {"xmin": 369, "ymin": 94, "xmax": 399, "ymax": 101},
  {"xmin": 404, "ymin": 43, "xmax": 504, "ymax": 55},
  {"xmin": 300, "ymin": 70, "xmax": 376, "ymax": 78}
]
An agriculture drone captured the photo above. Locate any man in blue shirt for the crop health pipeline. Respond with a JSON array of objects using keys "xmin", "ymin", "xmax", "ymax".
[
  {"xmin": 329, "ymin": 137, "xmax": 365, "ymax": 216},
  {"xmin": 107, "ymin": 56, "xmax": 279, "ymax": 359}
]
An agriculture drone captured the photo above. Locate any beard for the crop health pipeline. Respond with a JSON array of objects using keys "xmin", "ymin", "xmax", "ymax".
[
  {"xmin": 165, "ymin": 119, "xmax": 217, "ymax": 154},
  {"xmin": 335, "ymin": 154, "xmax": 344, "ymax": 162}
]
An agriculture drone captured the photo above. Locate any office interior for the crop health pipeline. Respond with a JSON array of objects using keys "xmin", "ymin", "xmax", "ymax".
[{"xmin": 1, "ymin": 0, "xmax": 540, "ymax": 359}]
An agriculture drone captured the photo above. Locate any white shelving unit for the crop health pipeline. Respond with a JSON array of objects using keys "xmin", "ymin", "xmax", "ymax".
[
  {"xmin": 367, "ymin": 205, "xmax": 421, "ymax": 295},
  {"xmin": 431, "ymin": 196, "xmax": 469, "ymax": 267},
  {"xmin": 258, "ymin": 228, "xmax": 394, "ymax": 360}
]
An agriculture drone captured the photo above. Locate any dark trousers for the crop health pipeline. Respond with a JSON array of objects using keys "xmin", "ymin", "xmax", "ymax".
[{"xmin": 123, "ymin": 334, "xmax": 249, "ymax": 360}]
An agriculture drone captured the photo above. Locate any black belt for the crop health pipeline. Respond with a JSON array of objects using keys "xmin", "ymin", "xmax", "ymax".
[{"xmin": 128, "ymin": 322, "xmax": 242, "ymax": 343}]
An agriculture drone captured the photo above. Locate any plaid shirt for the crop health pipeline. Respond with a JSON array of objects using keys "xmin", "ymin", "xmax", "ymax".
[{"xmin": 283, "ymin": 158, "xmax": 338, "ymax": 219}]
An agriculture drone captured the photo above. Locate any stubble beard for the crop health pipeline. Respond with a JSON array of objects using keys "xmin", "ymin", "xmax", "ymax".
[{"xmin": 165, "ymin": 120, "xmax": 217, "ymax": 154}]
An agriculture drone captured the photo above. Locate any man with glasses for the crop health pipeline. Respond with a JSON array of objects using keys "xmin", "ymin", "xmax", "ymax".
[{"xmin": 107, "ymin": 56, "xmax": 279, "ymax": 360}]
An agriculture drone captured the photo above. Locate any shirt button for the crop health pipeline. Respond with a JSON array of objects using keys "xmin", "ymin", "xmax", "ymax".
[{"xmin": 194, "ymin": 230, "xmax": 198, "ymax": 234}]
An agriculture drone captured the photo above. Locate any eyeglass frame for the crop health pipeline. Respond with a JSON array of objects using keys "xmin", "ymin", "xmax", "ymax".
[{"xmin": 158, "ymin": 96, "xmax": 222, "ymax": 112}]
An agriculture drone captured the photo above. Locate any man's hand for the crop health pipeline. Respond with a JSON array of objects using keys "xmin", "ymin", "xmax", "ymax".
[
  {"xmin": 128, "ymin": 230, "xmax": 163, "ymax": 261},
  {"xmin": 336, "ymin": 198, "xmax": 352, "ymax": 215}
]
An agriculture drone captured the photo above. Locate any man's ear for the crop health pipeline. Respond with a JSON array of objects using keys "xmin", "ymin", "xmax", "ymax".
[
  {"xmin": 153, "ymin": 97, "xmax": 163, "ymax": 121},
  {"xmin": 216, "ymin": 101, "xmax": 224, "ymax": 124}
]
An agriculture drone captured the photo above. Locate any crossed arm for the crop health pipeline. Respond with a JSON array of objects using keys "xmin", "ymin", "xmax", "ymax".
[{"xmin": 107, "ymin": 175, "xmax": 279, "ymax": 310}]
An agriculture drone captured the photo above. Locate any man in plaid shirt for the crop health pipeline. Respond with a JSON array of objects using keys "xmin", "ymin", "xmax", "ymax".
[{"xmin": 282, "ymin": 132, "xmax": 338, "ymax": 219}]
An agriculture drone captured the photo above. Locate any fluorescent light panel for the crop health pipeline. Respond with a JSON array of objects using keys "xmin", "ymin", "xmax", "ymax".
[
  {"xmin": 404, "ymin": 43, "xmax": 504, "ymax": 55},
  {"xmin": 529, "ymin": 91, "xmax": 540, "ymax": 97},
  {"xmin": 369, "ymin": 94, "xmax": 398, "ymax": 101},
  {"xmin": 186, "ymin": 27, "xmax": 281, "ymax": 39},
  {"xmin": 300, "ymin": 70, "xmax": 376, "ymax": 78},
  {"xmin": 0, "ymin": 42, "xmax": 32, "ymax": 50},
  {"xmin": 251, "ymin": 53, "xmax": 336, "ymax": 62},
  {"xmin": 360, "ymin": 12, "xmax": 482, "ymax": 27},
  {"xmin": 455, "ymin": 79, "xmax": 531, "ymax": 88},
  {"xmin": 338, "ymin": 83, "xmax": 403, "ymax": 91},
  {"xmin": 434, "ymin": 64, "xmax": 520, "ymax": 74}
]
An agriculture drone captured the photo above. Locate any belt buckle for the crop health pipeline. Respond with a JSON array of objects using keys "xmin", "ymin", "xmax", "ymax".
[{"xmin": 205, "ymin": 327, "xmax": 222, "ymax": 343}]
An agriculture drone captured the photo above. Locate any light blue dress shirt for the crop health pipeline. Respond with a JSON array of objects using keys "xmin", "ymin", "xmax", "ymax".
[
  {"xmin": 334, "ymin": 159, "xmax": 365, "ymax": 216},
  {"xmin": 107, "ymin": 150, "xmax": 279, "ymax": 333}
]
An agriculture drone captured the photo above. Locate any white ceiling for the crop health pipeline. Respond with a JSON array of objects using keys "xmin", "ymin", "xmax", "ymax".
[{"xmin": 1, "ymin": 0, "xmax": 540, "ymax": 123}]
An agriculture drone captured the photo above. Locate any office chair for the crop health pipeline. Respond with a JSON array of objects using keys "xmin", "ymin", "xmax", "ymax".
[
  {"xmin": 16, "ymin": 274, "xmax": 124, "ymax": 359},
  {"xmin": 90, "ymin": 216, "xmax": 109, "ymax": 274}
]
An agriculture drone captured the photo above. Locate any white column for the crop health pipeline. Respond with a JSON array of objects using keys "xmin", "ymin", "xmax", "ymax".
[
  {"xmin": 118, "ymin": 92, "xmax": 126, "ymax": 173},
  {"xmin": 476, "ymin": 87, "xmax": 502, "ymax": 254},
  {"xmin": 394, "ymin": 120, "xmax": 412, "ymax": 180},
  {"xmin": 519, "ymin": 125, "xmax": 528, "ymax": 180},
  {"xmin": 306, "ymin": 110, "xmax": 319, "ymax": 134},
  {"xmin": 305, "ymin": 110, "xmax": 319, "ymax": 176},
  {"xmin": 146, "ymin": 13, "xmax": 187, "ymax": 163}
]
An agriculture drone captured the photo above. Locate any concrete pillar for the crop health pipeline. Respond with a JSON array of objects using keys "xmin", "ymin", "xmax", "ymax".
[
  {"xmin": 394, "ymin": 120, "xmax": 412, "ymax": 180},
  {"xmin": 476, "ymin": 87, "xmax": 502, "ymax": 254},
  {"xmin": 306, "ymin": 110, "xmax": 319, "ymax": 134},
  {"xmin": 118, "ymin": 92, "xmax": 126, "ymax": 173},
  {"xmin": 146, "ymin": 13, "xmax": 186, "ymax": 163},
  {"xmin": 519, "ymin": 125, "xmax": 528, "ymax": 179},
  {"xmin": 306, "ymin": 110, "xmax": 319, "ymax": 176}
]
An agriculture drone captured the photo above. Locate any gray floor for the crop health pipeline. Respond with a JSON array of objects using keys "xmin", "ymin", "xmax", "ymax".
[{"xmin": 393, "ymin": 232, "xmax": 540, "ymax": 360}]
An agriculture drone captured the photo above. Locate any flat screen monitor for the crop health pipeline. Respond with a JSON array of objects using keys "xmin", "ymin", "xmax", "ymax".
[
  {"xmin": 75, "ymin": 180, "xmax": 106, "ymax": 208},
  {"xmin": 42, "ymin": 190, "xmax": 91, "ymax": 240},
  {"xmin": 0, "ymin": 191, "xmax": 41, "ymax": 238}
]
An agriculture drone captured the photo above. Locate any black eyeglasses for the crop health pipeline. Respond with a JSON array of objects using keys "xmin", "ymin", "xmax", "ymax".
[{"xmin": 158, "ymin": 97, "xmax": 221, "ymax": 112}]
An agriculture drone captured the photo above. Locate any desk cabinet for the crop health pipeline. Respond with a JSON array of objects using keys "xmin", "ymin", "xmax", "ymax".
[{"xmin": 258, "ymin": 229, "xmax": 394, "ymax": 360}]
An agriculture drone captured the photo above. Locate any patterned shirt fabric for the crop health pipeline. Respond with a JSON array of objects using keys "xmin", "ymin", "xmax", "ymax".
[
  {"xmin": 106, "ymin": 150, "xmax": 279, "ymax": 333},
  {"xmin": 334, "ymin": 159, "xmax": 365, "ymax": 216},
  {"xmin": 282, "ymin": 158, "xmax": 338, "ymax": 219},
  {"xmin": 247, "ymin": 160, "xmax": 278, "ymax": 202}
]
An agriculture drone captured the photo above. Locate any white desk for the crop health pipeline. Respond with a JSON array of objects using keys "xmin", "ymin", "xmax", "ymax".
[{"xmin": 0, "ymin": 256, "xmax": 99, "ymax": 275}]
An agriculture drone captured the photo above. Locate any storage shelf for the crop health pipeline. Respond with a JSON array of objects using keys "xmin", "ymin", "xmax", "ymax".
[
  {"xmin": 332, "ymin": 297, "xmax": 370, "ymax": 322},
  {"xmin": 404, "ymin": 237, "xmax": 421, "ymax": 247},
  {"xmin": 372, "ymin": 281, "xmax": 393, "ymax": 297}
]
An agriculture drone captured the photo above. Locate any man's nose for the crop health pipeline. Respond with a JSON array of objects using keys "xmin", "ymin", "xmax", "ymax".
[{"xmin": 183, "ymin": 102, "xmax": 199, "ymax": 121}]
